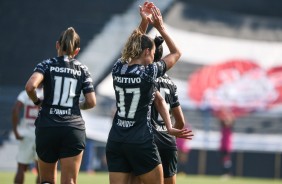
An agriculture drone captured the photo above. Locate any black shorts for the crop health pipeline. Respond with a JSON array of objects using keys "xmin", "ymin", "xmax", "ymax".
[
  {"xmin": 158, "ymin": 149, "xmax": 178, "ymax": 178},
  {"xmin": 35, "ymin": 126, "xmax": 86, "ymax": 163},
  {"xmin": 106, "ymin": 139, "xmax": 161, "ymax": 176}
]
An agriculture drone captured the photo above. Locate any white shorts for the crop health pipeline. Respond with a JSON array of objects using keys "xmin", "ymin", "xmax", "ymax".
[{"xmin": 16, "ymin": 130, "xmax": 37, "ymax": 164}]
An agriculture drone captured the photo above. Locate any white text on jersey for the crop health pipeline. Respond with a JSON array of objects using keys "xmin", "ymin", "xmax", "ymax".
[
  {"xmin": 50, "ymin": 66, "xmax": 81, "ymax": 76},
  {"xmin": 114, "ymin": 76, "xmax": 141, "ymax": 84},
  {"xmin": 117, "ymin": 119, "xmax": 135, "ymax": 127},
  {"xmin": 155, "ymin": 77, "xmax": 173, "ymax": 85},
  {"xmin": 49, "ymin": 108, "xmax": 72, "ymax": 115}
]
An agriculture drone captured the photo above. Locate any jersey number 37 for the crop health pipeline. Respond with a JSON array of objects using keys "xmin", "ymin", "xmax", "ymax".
[{"xmin": 115, "ymin": 86, "xmax": 140, "ymax": 119}]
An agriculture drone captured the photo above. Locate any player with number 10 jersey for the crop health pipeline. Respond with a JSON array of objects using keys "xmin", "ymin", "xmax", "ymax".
[{"xmin": 33, "ymin": 55, "xmax": 94, "ymax": 130}]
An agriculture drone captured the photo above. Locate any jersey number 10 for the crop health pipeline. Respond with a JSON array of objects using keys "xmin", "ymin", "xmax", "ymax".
[{"xmin": 52, "ymin": 76, "xmax": 77, "ymax": 107}]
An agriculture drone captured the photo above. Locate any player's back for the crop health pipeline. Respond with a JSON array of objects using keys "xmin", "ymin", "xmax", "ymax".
[
  {"xmin": 34, "ymin": 55, "xmax": 93, "ymax": 129},
  {"xmin": 151, "ymin": 74, "xmax": 179, "ymax": 149},
  {"xmin": 109, "ymin": 59, "xmax": 166, "ymax": 143}
]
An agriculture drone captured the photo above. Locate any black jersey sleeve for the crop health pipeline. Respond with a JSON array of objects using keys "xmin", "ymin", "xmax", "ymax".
[
  {"xmin": 155, "ymin": 60, "xmax": 167, "ymax": 74},
  {"xmin": 80, "ymin": 64, "xmax": 95, "ymax": 94},
  {"xmin": 170, "ymin": 82, "xmax": 180, "ymax": 108},
  {"xmin": 33, "ymin": 59, "xmax": 52, "ymax": 74},
  {"xmin": 143, "ymin": 60, "xmax": 167, "ymax": 83},
  {"xmin": 155, "ymin": 75, "xmax": 180, "ymax": 109}
]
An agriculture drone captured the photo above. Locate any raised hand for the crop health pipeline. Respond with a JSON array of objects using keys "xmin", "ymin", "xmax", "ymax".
[
  {"xmin": 148, "ymin": 6, "xmax": 165, "ymax": 31},
  {"xmin": 139, "ymin": 1, "xmax": 155, "ymax": 21}
]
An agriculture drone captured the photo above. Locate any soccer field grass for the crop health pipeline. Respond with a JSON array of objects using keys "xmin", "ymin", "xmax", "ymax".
[{"xmin": 0, "ymin": 171, "xmax": 281, "ymax": 184}]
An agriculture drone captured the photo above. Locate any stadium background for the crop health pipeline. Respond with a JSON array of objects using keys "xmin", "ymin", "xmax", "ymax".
[{"xmin": 0, "ymin": 0, "xmax": 282, "ymax": 179}]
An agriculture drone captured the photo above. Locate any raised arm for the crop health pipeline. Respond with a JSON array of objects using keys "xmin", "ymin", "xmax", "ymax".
[
  {"xmin": 149, "ymin": 6, "xmax": 182, "ymax": 70},
  {"xmin": 138, "ymin": 2, "xmax": 154, "ymax": 33}
]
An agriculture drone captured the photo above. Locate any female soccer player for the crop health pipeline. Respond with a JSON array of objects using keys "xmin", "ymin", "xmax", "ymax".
[
  {"xmin": 151, "ymin": 36, "xmax": 193, "ymax": 184},
  {"xmin": 129, "ymin": 37, "xmax": 194, "ymax": 184},
  {"xmin": 25, "ymin": 27, "xmax": 96, "ymax": 184},
  {"xmin": 106, "ymin": 3, "xmax": 190, "ymax": 184}
]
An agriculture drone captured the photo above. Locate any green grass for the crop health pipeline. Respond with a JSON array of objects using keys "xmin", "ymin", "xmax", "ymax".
[{"xmin": 0, "ymin": 171, "xmax": 281, "ymax": 184}]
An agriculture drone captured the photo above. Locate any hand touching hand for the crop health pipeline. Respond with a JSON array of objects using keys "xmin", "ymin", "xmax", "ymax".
[
  {"xmin": 139, "ymin": 1, "xmax": 155, "ymax": 21},
  {"xmin": 148, "ymin": 6, "xmax": 165, "ymax": 31}
]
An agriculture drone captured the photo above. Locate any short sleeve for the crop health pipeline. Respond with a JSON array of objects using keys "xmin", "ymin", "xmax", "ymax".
[
  {"xmin": 17, "ymin": 90, "xmax": 28, "ymax": 104},
  {"xmin": 143, "ymin": 60, "xmax": 167, "ymax": 82},
  {"xmin": 170, "ymin": 83, "xmax": 180, "ymax": 108},
  {"xmin": 81, "ymin": 64, "xmax": 95, "ymax": 94},
  {"xmin": 33, "ymin": 59, "xmax": 52, "ymax": 75}
]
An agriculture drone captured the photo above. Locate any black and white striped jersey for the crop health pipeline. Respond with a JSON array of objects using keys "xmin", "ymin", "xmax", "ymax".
[
  {"xmin": 33, "ymin": 55, "xmax": 94, "ymax": 129},
  {"xmin": 108, "ymin": 59, "xmax": 167, "ymax": 143}
]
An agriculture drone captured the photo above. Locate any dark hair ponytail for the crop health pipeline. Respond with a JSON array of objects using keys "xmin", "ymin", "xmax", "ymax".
[{"xmin": 154, "ymin": 36, "xmax": 164, "ymax": 62}]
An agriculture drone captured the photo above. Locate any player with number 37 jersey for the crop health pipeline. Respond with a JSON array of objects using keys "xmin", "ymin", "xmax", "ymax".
[{"xmin": 108, "ymin": 59, "xmax": 166, "ymax": 143}]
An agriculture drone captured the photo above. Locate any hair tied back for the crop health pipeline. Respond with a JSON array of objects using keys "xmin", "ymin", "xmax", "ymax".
[{"xmin": 154, "ymin": 36, "xmax": 164, "ymax": 48}]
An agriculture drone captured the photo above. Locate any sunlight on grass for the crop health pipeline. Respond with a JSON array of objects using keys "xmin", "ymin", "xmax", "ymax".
[{"xmin": 0, "ymin": 171, "xmax": 281, "ymax": 184}]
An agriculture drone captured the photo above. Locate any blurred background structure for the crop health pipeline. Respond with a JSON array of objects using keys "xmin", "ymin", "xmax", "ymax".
[{"xmin": 1, "ymin": 0, "xmax": 282, "ymax": 179}]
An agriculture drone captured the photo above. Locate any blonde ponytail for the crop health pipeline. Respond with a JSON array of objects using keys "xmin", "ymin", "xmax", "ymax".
[{"xmin": 121, "ymin": 29, "xmax": 154, "ymax": 64}]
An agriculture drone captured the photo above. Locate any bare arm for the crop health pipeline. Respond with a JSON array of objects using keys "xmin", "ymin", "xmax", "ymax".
[
  {"xmin": 138, "ymin": 16, "xmax": 148, "ymax": 34},
  {"xmin": 149, "ymin": 6, "xmax": 182, "ymax": 70},
  {"xmin": 25, "ymin": 72, "xmax": 44, "ymax": 105},
  {"xmin": 154, "ymin": 91, "xmax": 191, "ymax": 138},
  {"xmin": 172, "ymin": 106, "xmax": 194, "ymax": 140},
  {"xmin": 171, "ymin": 106, "xmax": 185, "ymax": 129},
  {"xmin": 154, "ymin": 91, "xmax": 172, "ymax": 130},
  {"xmin": 11, "ymin": 101, "xmax": 23, "ymax": 140},
  {"xmin": 79, "ymin": 92, "xmax": 96, "ymax": 110},
  {"xmin": 138, "ymin": 2, "xmax": 154, "ymax": 33}
]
